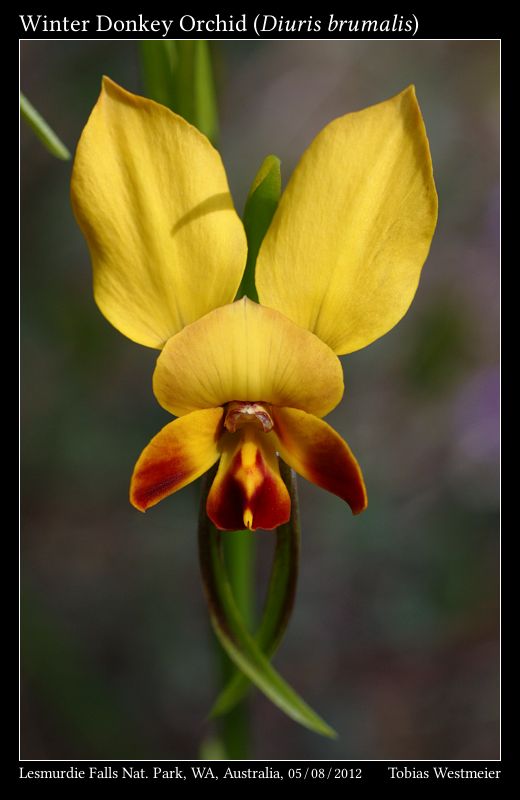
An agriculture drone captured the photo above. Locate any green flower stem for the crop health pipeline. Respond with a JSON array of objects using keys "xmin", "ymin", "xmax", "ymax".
[
  {"xmin": 20, "ymin": 92, "xmax": 71, "ymax": 160},
  {"xmin": 211, "ymin": 461, "xmax": 300, "ymax": 717},
  {"xmin": 218, "ymin": 532, "xmax": 255, "ymax": 758}
]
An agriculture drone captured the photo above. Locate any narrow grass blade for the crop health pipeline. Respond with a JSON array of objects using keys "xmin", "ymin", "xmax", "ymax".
[{"xmin": 20, "ymin": 93, "xmax": 70, "ymax": 160}]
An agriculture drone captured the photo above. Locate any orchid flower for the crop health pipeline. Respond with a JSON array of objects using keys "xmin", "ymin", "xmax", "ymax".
[{"xmin": 71, "ymin": 77, "xmax": 437, "ymax": 532}]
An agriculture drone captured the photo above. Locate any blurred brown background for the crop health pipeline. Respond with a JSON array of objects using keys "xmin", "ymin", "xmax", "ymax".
[{"xmin": 21, "ymin": 40, "xmax": 499, "ymax": 759}]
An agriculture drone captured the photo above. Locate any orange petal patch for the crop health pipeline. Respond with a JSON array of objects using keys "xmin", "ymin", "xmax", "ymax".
[
  {"xmin": 206, "ymin": 427, "xmax": 290, "ymax": 531},
  {"xmin": 130, "ymin": 407, "xmax": 224, "ymax": 511},
  {"xmin": 272, "ymin": 407, "xmax": 367, "ymax": 515}
]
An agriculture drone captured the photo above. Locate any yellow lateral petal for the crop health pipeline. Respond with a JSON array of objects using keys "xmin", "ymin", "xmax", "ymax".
[
  {"xmin": 71, "ymin": 77, "xmax": 247, "ymax": 348},
  {"xmin": 154, "ymin": 298, "xmax": 344, "ymax": 418},
  {"xmin": 130, "ymin": 407, "xmax": 223, "ymax": 511},
  {"xmin": 256, "ymin": 86, "xmax": 438, "ymax": 355}
]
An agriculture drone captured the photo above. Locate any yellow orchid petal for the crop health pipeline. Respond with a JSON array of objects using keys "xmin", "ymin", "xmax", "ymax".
[
  {"xmin": 256, "ymin": 86, "xmax": 438, "ymax": 355},
  {"xmin": 130, "ymin": 407, "xmax": 224, "ymax": 511},
  {"xmin": 153, "ymin": 298, "xmax": 344, "ymax": 418},
  {"xmin": 71, "ymin": 77, "xmax": 247, "ymax": 348}
]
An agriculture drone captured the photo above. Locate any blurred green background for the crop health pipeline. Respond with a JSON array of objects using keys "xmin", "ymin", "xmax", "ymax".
[{"xmin": 21, "ymin": 40, "xmax": 499, "ymax": 759}]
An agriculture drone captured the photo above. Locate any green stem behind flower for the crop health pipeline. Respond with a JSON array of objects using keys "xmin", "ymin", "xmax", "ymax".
[{"xmin": 218, "ymin": 532, "xmax": 255, "ymax": 758}]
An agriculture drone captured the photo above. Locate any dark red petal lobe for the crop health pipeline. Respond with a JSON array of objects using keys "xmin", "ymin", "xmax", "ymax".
[
  {"xmin": 272, "ymin": 406, "xmax": 367, "ymax": 514},
  {"xmin": 206, "ymin": 430, "xmax": 291, "ymax": 531},
  {"xmin": 130, "ymin": 408, "xmax": 224, "ymax": 511}
]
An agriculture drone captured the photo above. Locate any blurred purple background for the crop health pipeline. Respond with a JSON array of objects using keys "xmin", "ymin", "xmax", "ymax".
[{"xmin": 21, "ymin": 40, "xmax": 499, "ymax": 759}]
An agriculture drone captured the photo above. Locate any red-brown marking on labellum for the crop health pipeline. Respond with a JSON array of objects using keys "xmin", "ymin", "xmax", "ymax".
[{"xmin": 206, "ymin": 421, "xmax": 291, "ymax": 531}]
